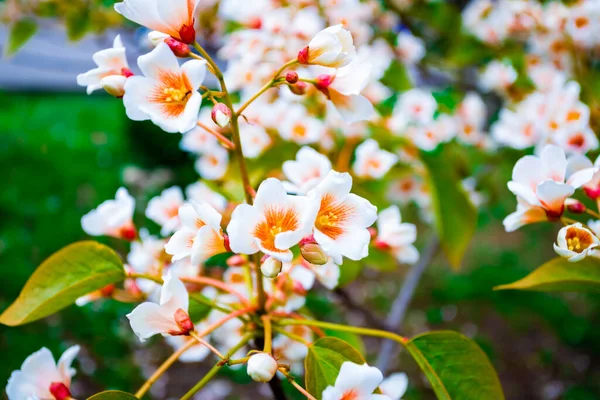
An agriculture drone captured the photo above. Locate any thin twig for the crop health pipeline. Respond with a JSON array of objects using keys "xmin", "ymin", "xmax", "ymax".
[{"xmin": 375, "ymin": 236, "xmax": 439, "ymax": 373}]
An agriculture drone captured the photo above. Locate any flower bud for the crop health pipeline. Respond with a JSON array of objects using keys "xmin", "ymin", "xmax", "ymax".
[
  {"xmin": 49, "ymin": 382, "xmax": 71, "ymax": 400},
  {"xmin": 165, "ymin": 37, "xmax": 191, "ymax": 57},
  {"xmin": 300, "ymin": 236, "xmax": 328, "ymax": 265},
  {"xmin": 302, "ymin": 25, "xmax": 356, "ymax": 68},
  {"xmin": 173, "ymin": 308, "xmax": 194, "ymax": 335},
  {"xmin": 148, "ymin": 30, "xmax": 169, "ymax": 46},
  {"xmin": 179, "ymin": 24, "xmax": 196, "ymax": 45},
  {"xmin": 566, "ymin": 198, "xmax": 586, "ymax": 214},
  {"xmin": 584, "ymin": 186, "xmax": 600, "ymax": 200},
  {"xmin": 247, "ymin": 352, "xmax": 278, "ymax": 382},
  {"xmin": 261, "ymin": 256, "xmax": 283, "ymax": 278},
  {"xmin": 212, "ymin": 103, "xmax": 232, "ymax": 128},
  {"xmin": 286, "ymin": 71, "xmax": 299, "ymax": 84},
  {"xmin": 289, "ymin": 81, "xmax": 308, "ymax": 96},
  {"xmin": 315, "ymin": 74, "xmax": 334, "ymax": 89},
  {"xmin": 297, "ymin": 46, "xmax": 310, "ymax": 65},
  {"xmin": 101, "ymin": 75, "xmax": 127, "ymax": 98}
]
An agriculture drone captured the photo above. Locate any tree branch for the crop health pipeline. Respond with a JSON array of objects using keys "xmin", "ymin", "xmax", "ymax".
[{"xmin": 375, "ymin": 236, "xmax": 439, "ymax": 373}]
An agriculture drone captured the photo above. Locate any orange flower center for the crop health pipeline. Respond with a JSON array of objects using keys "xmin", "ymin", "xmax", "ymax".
[
  {"xmin": 566, "ymin": 227, "xmax": 594, "ymax": 253},
  {"xmin": 254, "ymin": 206, "xmax": 300, "ymax": 253},
  {"xmin": 340, "ymin": 390, "xmax": 358, "ymax": 400},
  {"xmin": 315, "ymin": 194, "xmax": 353, "ymax": 240},
  {"xmin": 150, "ymin": 69, "xmax": 193, "ymax": 117}
]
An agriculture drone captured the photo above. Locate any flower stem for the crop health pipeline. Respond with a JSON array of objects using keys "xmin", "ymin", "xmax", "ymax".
[
  {"xmin": 278, "ymin": 368, "xmax": 317, "ymax": 400},
  {"xmin": 197, "ymin": 306, "xmax": 256, "ymax": 337},
  {"xmin": 262, "ymin": 315, "xmax": 273, "ymax": 353},
  {"xmin": 180, "ymin": 333, "xmax": 254, "ymax": 400},
  {"xmin": 196, "ymin": 121, "xmax": 235, "ymax": 150},
  {"xmin": 189, "ymin": 331, "xmax": 225, "ymax": 359},
  {"xmin": 135, "ymin": 339, "xmax": 196, "ymax": 398},
  {"xmin": 236, "ymin": 60, "xmax": 298, "ymax": 116},
  {"xmin": 274, "ymin": 318, "xmax": 408, "ymax": 346},
  {"xmin": 272, "ymin": 326, "xmax": 311, "ymax": 347}
]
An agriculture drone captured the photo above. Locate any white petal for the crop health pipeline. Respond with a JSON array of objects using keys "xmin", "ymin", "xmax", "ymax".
[
  {"xmin": 114, "ymin": 0, "xmax": 177, "ymax": 37},
  {"xmin": 536, "ymin": 181, "xmax": 574, "ymax": 212},
  {"xmin": 540, "ymin": 144, "xmax": 567, "ymax": 182},
  {"xmin": 227, "ymin": 204, "xmax": 261, "ymax": 254},
  {"xmin": 127, "ymin": 302, "xmax": 178, "ymax": 342},
  {"xmin": 334, "ymin": 362, "xmax": 383, "ymax": 397},
  {"xmin": 138, "ymin": 42, "xmax": 181, "ymax": 80},
  {"xmin": 57, "ymin": 345, "xmax": 80, "ymax": 385},
  {"xmin": 160, "ymin": 271, "xmax": 189, "ymax": 312},
  {"xmin": 181, "ymin": 59, "xmax": 207, "ymax": 90}
]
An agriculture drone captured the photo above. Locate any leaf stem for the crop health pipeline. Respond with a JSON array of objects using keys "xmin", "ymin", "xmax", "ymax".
[
  {"xmin": 278, "ymin": 368, "xmax": 317, "ymax": 400},
  {"xmin": 134, "ymin": 339, "xmax": 196, "ymax": 398},
  {"xmin": 180, "ymin": 333, "xmax": 254, "ymax": 400},
  {"xmin": 196, "ymin": 121, "xmax": 235, "ymax": 150},
  {"xmin": 262, "ymin": 315, "xmax": 273, "ymax": 353}
]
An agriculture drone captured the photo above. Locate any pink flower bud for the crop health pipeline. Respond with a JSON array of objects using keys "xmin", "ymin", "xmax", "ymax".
[
  {"xmin": 315, "ymin": 74, "xmax": 334, "ymax": 89},
  {"xmin": 289, "ymin": 81, "xmax": 307, "ymax": 96},
  {"xmin": 286, "ymin": 71, "xmax": 299, "ymax": 84},
  {"xmin": 566, "ymin": 199, "xmax": 586, "ymax": 214},
  {"xmin": 247, "ymin": 352, "xmax": 278, "ymax": 382},
  {"xmin": 178, "ymin": 24, "xmax": 196, "ymax": 45},
  {"xmin": 211, "ymin": 103, "xmax": 232, "ymax": 128},
  {"xmin": 165, "ymin": 37, "xmax": 190, "ymax": 57},
  {"xmin": 49, "ymin": 382, "xmax": 71, "ymax": 400},
  {"xmin": 173, "ymin": 308, "xmax": 194, "ymax": 335},
  {"xmin": 118, "ymin": 224, "xmax": 137, "ymax": 241},
  {"xmin": 584, "ymin": 186, "xmax": 600, "ymax": 200},
  {"xmin": 223, "ymin": 233, "xmax": 232, "ymax": 252},
  {"xmin": 373, "ymin": 239, "xmax": 391, "ymax": 251},
  {"xmin": 121, "ymin": 67, "xmax": 134, "ymax": 78},
  {"xmin": 297, "ymin": 46, "xmax": 310, "ymax": 64}
]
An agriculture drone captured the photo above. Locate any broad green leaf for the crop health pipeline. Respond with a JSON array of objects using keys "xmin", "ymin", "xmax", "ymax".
[
  {"xmin": 87, "ymin": 390, "xmax": 138, "ymax": 400},
  {"xmin": 5, "ymin": 18, "xmax": 38, "ymax": 57},
  {"xmin": 322, "ymin": 329, "xmax": 366, "ymax": 356},
  {"xmin": 420, "ymin": 146, "xmax": 477, "ymax": 269},
  {"xmin": 305, "ymin": 337, "xmax": 365, "ymax": 398},
  {"xmin": 337, "ymin": 259, "xmax": 363, "ymax": 287},
  {"xmin": 405, "ymin": 331, "xmax": 504, "ymax": 400},
  {"xmin": 188, "ymin": 293, "xmax": 215, "ymax": 322},
  {"xmin": 66, "ymin": 6, "xmax": 90, "ymax": 41},
  {"xmin": 494, "ymin": 257, "xmax": 600, "ymax": 292},
  {"xmin": 0, "ymin": 241, "xmax": 125, "ymax": 326},
  {"xmin": 381, "ymin": 60, "xmax": 412, "ymax": 92}
]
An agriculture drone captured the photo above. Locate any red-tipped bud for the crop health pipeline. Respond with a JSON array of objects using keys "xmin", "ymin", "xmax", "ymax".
[
  {"xmin": 545, "ymin": 206, "xmax": 564, "ymax": 220},
  {"xmin": 300, "ymin": 236, "xmax": 328, "ymax": 265},
  {"xmin": 289, "ymin": 81, "xmax": 307, "ymax": 96},
  {"xmin": 165, "ymin": 37, "xmax": 190, "ymax": 57},
  {"xmin": 174, "ymin": 308, "xmax": 194, "ymax": 335},
  {"xmin": 247, "ymin": 17, "xmax": 262, "ymax": 29},
  {"xmin": 373, "ymin": 239, "xmax": 391, "ymax": 251},
  {"xmin": 223, "ymin": 234, "xmax": 232, "ymax": 253},
  {"xmin": 584, "ymin": 186, "xmax": 600, "ymax": 200},
  {"xmin": 227, "ymin": 254, "xmax": 246, "ymax": 267},
  {"xmin": 118, "ymin": 224, "xmax": 137, "ymax": 241},
  {"xmin": 315, "ymin": 74, "xmax": 334, "ymax": 89},
  {"xmin": 211, "ymin": 103, "xmax": 232, "ymax": 128},
  {"xmin": 100, "ymin": 284, "xmax": 116, "ymax": 297},
  {"xmin": 286, "ymin": 71, "xmax": 299, "ymax": 84},
  {"xmin": 178, "ymin": 24, "xmax": 196, "ymax": 45},
  {"xmin": 49, "ymin": 382, "xmax": 71, "ymax": 400},
  {"xmin": 566, "ymin": 199, "xmax": 586, "ymax": 214},
  {"xmin": 121, "ymin": 67, "xmax": 134, "ymax": 78},
  {"xmin": 298, "ymin": 46, "xmax": 309, "ymax": 64}
]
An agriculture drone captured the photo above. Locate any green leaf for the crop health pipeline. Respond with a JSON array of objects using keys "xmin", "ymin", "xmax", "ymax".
[
  {"xmin": 381, "ymin": 60, "xmax": 412, "ymax": 92},
  {"xmin": 188, "ymin": 293, "xmax": 214, "ymax": 322},
  {"xmin": 66, "ymin": 5, "xmax": 90, "ymax": 41},
  {"xmin": 305, "ymin": 337, "xmax": 365, "ymax": 398},
  {"xmin": 87, "ymin": 390, "xmax": 138, "ymax": 400},
  {"xmin": 405, "ymin": 331, "xmax": 505, "ymax": 400},
  {"xmin": 337, "ymin": 259, "xmax": 363, "ymax": 287},
  {"xmin": 5, "ymin": 18, "xmax": 38, "ymax": 57},
  {"xmin": 494, "ymin": 257, "xmax": 600, "ymax": 292},
  {"xmin": 0, "ymin": 241, "xmax": 125, "ymax": 326},
  {"xmin": 322, "ymin": 330, "xmax": 366, "ymax": 356},
  {"xmin": 420, "ymin": 146, "xmax": 477, "ymax": 269}
]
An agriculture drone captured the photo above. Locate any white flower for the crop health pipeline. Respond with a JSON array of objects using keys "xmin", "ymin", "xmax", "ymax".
[
  {"xmin": 240, "ymin": 122, "xmax": 272, "ymax": 159},
  {"xmin": 322, "ymin": 362, "xmax": 391, "ymax": 400},
  {"xmin": 7, "ymin": 346, "xmax": 80, "ymax": 400},
  {"xmin": 146, "ymin": 186, "xmax": 185, "ymax": 236},
  {"xmin": 77, "ymin": 35, "xmax": 131, "ymax": 96},
  {"xmin": 554, "ymin": 223, "xmax": 600, "ymax": 262},
  {"xmin": 353, "ymin": 139, "xmax": 398, "ymax": 179},
  {"xmin": 376, "ymin": 206, "xmax": 419, "ymax": 264},
  {"xmin": 195, "ymin": 145, "xmax": 230, "ymax": 180},
  {"xmin": 180, "ymin": 124, "xmax": 219, "ymax": 155},
  {"xmin": 247, "ymin": 352, "xmax": 278, "ymax": 382},
  {"xmin": 186, "ymin": 182, "xmax": 228, "ymax": 212},
  {"xmin": 165, "ymin": 201, "xmax": 227, "ymax": 265},
  {"xmin": 396, "ymin": 31, "xmax": 425, "ymax": 64},
  {"xmin": 390, "ymin": 89, "xmax": 437, "ymax": 130},
  {"xmin": 282, "ymin": 146, "xmax": 332, "ymax": 195},
  {"xmin": 279, "ymin": 105, "xmax": 325, "ymax": 145},
  {"xmin": 123, "ymin": 43, "xmax": 207, "ymax": 133},
  {"xmin": 114, "ymin": 0, "xmax": 199, "ymax": 44},
  {"xmin": 480, "ymin": 61, "xmax": 517, "ymax": 93},
  {"xmin": 308, "ymin": 257, "xmax": 340, "ymax": 289},
  {"xmin": 409, "ymin": 115, "xmax": 457, "ymax": 151},
  {"xmin": 300, "ymin": 24, "xmax": 356, "ymax": 68},
  {"xmin": 319, "ymin": 57, "xmax": 376, "ymax": 124},
  {"xmin": 81, "ymin": 187, "xmax": 136, "ymax": 240},
  {"xmin": 308, "ymin": 170, "xmax": 377, "ymax": 264},
  {"xmin": 504, "ymin": 144, "xmax": 592, "ymax": 231},
  {"xmin": 127, "ymin": 271, "xmax": 192, "ymax": 342},
  {"xmin": 227, "ymin": 178, "xmax": 317, "ymax": 262},
  {"xmin": 380, "ymin": 372, "xmax": 409, "ymax": 400}
]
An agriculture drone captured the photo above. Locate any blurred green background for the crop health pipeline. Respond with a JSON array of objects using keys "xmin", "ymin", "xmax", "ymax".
[{"xmin": 0, "ymin": 92, "xmax": 599, "ymax": 399}]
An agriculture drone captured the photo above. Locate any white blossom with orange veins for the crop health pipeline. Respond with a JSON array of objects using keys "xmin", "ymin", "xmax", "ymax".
[
  {"xmin": 114, "ymin": 0, "xmax": 200, "ymax": 44},
  {"xmin": 282, "ymin": 146, "xmax": 332, "ymax": 195},
  {"xmin": 307, "ymin": 170, "xmax": 377, "ymax": 265},
  {"xmin": 165, "ymin": 201, "xmax": 227, "ymax": 265},
  {"xmin": 227, "ymin": 178, "xmax": 317, "ymax": 262},
  {"xmin": 554, "ymin": 223, "xmax": 600, "ymax": 262},
  {"xmin": 146, "ymin": 186, "xmax": 185, "ymax": 236},
  {"xmin": 123, "ymin": 43, "xmax": 207, "ymax": 133},
  {"xmin": 127, "ymin": 271, "xmax": 193, "ymax": 342},
  {"xmin": 299, "ymin": 24, "xmax": 356, "ymax": 68},
  {"xmin": 353, "ymin": 139, "xmax": 398, "ymax": 179},
  {"xmin": 77, "ymin": 35, "xmax": 132, "ymax": 96}
]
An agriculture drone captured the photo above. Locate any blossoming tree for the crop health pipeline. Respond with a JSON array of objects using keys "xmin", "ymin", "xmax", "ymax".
[{"xmin": 4, "ymin": 0, "xmax": 600, "ymax": 399}]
